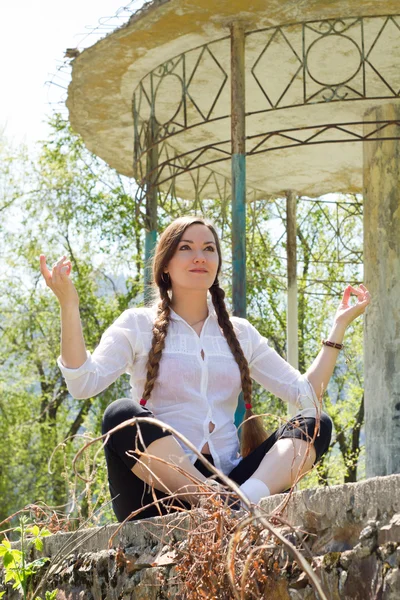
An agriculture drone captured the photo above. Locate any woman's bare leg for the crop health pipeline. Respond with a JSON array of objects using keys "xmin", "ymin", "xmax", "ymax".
[
  {"xmin": 250, "ymin": 438, "xmax": 316, "ymax": 495},
  {"xmin": 131, "ymin": 435, "xmax": 208, "ymax": 504}
]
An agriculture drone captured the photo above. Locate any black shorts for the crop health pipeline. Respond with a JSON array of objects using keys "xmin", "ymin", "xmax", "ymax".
[{"xmin": 102, "ymin": 398, "xmax": 332, "ymax": 522}]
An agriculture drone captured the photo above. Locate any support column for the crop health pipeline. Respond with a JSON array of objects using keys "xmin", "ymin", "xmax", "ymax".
[
  {"xmin": 231, "ymin": 22, "xmax": 246, "ymax": 428},
  {"xmin": 286, "ymin": 190, "xmax": 299, "ymax": 370},
  {"xmin": 144, "ymin": 117, "xmax": 158, "ymax": 306},
  {"xmin": 286, "ymin": 191, "xmax": 299, "ymax": 417},
  {"xmin": 230, "ymin": 21, "xmax": 246, "ymax": 318},
  {"xmin": 363, "ymin": 103, "xmax": 400, "ymax": 476}
]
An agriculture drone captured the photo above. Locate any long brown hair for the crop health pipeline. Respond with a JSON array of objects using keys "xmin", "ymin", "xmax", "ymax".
[{"xmin": 142, "ymin": 216, "xmax": 268, "ymax": 457}]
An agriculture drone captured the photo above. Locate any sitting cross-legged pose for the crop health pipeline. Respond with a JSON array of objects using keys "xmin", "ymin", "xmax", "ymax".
[{"xmin": 40, "ymin": 216, "xmax": 370, "ymax": 522}]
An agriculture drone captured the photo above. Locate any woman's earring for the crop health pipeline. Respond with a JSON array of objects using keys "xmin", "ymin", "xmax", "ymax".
[{"xmin": 161, "ymin": 272, "xmax": 170, "ymax": 284}]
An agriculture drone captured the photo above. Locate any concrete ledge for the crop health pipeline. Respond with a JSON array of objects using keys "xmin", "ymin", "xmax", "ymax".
[
  {"xmin": 2, "ymin": 475, "xmax": 400, "ymax": 599},
  {"xmin": 259, "ymin": 474, "xmax": 400, "ymax": 554},
  {"xmin": 37, "ymin": 474, "xmax": 400, "ymax": 558}
]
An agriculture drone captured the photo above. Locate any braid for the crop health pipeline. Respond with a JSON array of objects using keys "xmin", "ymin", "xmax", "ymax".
[
  {"xmin": 210, "ymin": 284, "xmax": 253, "ymax": 403},
  {"xmin": 142, "ymin": 288, "xmax": 171, "ymax": 402},
  {"xmin": 210, "ymin": 282, "xmax": 269, "ymax": 457}
]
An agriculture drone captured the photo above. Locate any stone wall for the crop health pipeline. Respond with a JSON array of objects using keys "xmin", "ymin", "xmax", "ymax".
[{"xmin": 2, "ymin": 474, "xmax": 400, "ymax": 599}]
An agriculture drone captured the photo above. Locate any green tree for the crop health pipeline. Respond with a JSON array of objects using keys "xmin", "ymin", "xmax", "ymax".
[{"xmin": 0, "ymin": 118, "xmax": 143, "ymax": 522}]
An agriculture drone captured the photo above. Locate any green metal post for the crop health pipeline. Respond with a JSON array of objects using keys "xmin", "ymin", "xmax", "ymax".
[
  {"xmin": 144, "ymin": 117, "xmax": 158, "ymax": 305},
  {"xmin": 231, "ymin": 22, "xmax": 247, "ymax": 428},
  {"xmin": 231, "ymin": 22, "xmax": 246, "ymax": 318}
]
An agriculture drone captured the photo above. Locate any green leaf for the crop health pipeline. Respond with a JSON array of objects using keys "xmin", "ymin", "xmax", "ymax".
[
  {"xmin": 40, "ymin": 529, "xmax": 52, "ymax": 537},
  {"xmin": 12, "ymin": 580, "xmax": 23, "ymax": 590},
  {"xmin": 2, "ymin": 548, "xmax": 22, "ymax": 566},
  {"xmin": 34, "ymin": 537, "xmax": 43, "ymax": 552},
  {"xmin": 3, "ymin": 550, "xmax": 16, "ymax": 568},
  {"xmin": 26, "ymin": 557, "xmax": 50, "ymax": 570},
  {"xmin": 34, "ymin": 591, "xmax": 59, "ymax": 600},
  {"xmin": 5, "ymin": 569, "xmax": 18, "ymax": 584},
  {"xmin": 0, "ymin": 539, "xmax": 11, "ymax": 550},
  {"xmin": 12, "ymin": 549, "xmax": 23, "ymax": 561}
]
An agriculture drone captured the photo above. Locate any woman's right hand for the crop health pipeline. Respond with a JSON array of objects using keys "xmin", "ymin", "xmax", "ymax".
[{"xmin": 39, "ymin": 254, "xmax": 79, "ymax": 307}]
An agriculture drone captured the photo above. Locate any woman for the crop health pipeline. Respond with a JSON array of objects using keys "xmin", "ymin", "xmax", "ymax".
[{"xmin": 39, "ymin": 216, "xmax": 370, "ymax": 522}]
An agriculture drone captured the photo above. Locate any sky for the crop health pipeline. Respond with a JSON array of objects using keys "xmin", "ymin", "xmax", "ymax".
[{"xmin": 0, "ymin": 0, "xmax": 145, "ymax": 147}]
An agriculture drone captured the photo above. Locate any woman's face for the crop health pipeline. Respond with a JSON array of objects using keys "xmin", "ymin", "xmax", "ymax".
[{"xmin": 165, "ymin": 224, "xmax": 220, "ymax": 292}]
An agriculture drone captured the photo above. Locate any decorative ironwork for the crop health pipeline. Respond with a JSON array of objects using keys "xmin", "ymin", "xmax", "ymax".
[
  {"xmin": 249, "ymin": 15, "xmax": 400, "ymax": 111},
  {"xmin": 247, "ymin": 195, "xmax": 363, "ymax": 298},
  {"xmin": 246, "ymin": 119, "xmax": 400, "ymax": 156},
  {"xmin": 133, "ymin": 14, "xmax": 400, "ymax": 171},
  {"xmin": 133, "ymin": 119, "xmax": 400, "ymax": 189},
  {"xmin": 132, "ymin": 37, "xmax": 230, "ymax": 164},
  {"xmin": 130, "ymin": 14, "xmax": 390, "ymax": 300}
]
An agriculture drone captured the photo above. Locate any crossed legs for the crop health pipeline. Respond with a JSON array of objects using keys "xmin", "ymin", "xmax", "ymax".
[
  {"xmin": 102, "ymin": 399, "xmax": 332, "ymax": 521},
  {"xmin": 132, "ymin": 434, "xmax": 317, "ymax": 501}
]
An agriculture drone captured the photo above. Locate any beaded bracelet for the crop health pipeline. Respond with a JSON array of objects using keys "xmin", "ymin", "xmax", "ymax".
[
  {"xmin": 322, "ymin": 339, "xmax": 350, "ymax": 364},
  {"xmin": 322, "ymin": 339, "xmax": 344, "ymax": 350}
]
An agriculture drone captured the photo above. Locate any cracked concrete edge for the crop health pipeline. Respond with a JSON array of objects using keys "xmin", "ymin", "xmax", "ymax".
[
  {"xmin": 38, "ymin": 510, "xmax": 191, "ymax": 559},
  {"xmin": 259, "ymin": 474, "xmax": 400, "ymax": 529},
  {"xmin": 38, "ymin": 474, "xmax": 400, "ymax": 559}
]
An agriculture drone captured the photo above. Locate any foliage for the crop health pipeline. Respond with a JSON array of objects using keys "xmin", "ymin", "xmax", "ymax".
[
  {"xmin": 0, "ymin": 118, "xmax": 140, "ymax": 523},
  {"xmin": 0, "ymin": 516, "xmax": 54, "ymax": 600}
]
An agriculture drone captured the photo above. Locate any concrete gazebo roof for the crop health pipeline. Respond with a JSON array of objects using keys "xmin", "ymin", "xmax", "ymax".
[{"xmin": 67, "ymin": 0, "xmax": 400, "ymax": 198}]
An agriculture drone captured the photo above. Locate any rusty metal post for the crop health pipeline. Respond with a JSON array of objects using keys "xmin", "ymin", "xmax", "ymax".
[
  {"xmin": 144, "ymin": 117, "xmax": 158, "ymax": 305},
  {"xmin": 231, "ymin": 22, "xmax": 246, "ymax": 427}
]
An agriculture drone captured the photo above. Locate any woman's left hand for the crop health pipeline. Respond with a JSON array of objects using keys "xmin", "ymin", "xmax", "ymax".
[{"xmin": 334, "ymin": 284, "xmax": 371, "ymax": 328}]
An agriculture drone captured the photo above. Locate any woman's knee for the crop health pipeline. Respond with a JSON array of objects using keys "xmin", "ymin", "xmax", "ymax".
[
  {"xmin": 295, "ymin": 411, "xmax": 332, "ymax": 442},
  {"xmin": 284, "ymin": 411, "xmax": 332, "ymax": 462},
  {"xmin": 102, "ymin": 398, "xmax": 150, "ymax": 435},
  {"xmin": 309, "ymin": 411, "xmax": 332, "ymax": 462},
  {"xmin": 318, "ymin": 411, "xmax": 333, "ymax": 445},
  {"xmin": 102, "ymin": 398, "xmax": 172, "ymax": 457}
]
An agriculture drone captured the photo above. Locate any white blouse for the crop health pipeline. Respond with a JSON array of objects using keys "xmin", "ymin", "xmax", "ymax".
[{"xmin": 58, "ymin": 301, "xmax": 319, "ymax": 475}]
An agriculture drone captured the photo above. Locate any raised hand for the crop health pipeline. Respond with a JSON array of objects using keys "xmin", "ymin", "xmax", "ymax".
[
  {"xmin": 334, "ymin": 284, "xmax": 371, "ymax": 329},
  {"xmin": 39, "ymin": 254, "xmax": 79, "ymax": 307}
]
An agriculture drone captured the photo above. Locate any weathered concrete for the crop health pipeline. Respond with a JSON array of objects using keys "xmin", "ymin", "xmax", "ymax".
[
  {"xmin": 2, "ymin": 475, "xmax": 400, "ymax": 598},
  {"xmin": 363, "ymin": 103, "xmax": 400, "ymax": 477}
]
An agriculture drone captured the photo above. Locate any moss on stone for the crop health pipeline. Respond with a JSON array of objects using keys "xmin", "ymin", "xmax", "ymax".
[{"xmin": 323, "ymin": 552, "xmax": 342, "ymax": 571}]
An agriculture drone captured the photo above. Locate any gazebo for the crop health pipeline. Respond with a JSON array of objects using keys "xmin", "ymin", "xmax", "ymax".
[{"xmin": 66, "ymin": 0, "xmax": 400, "ymax": 478}]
